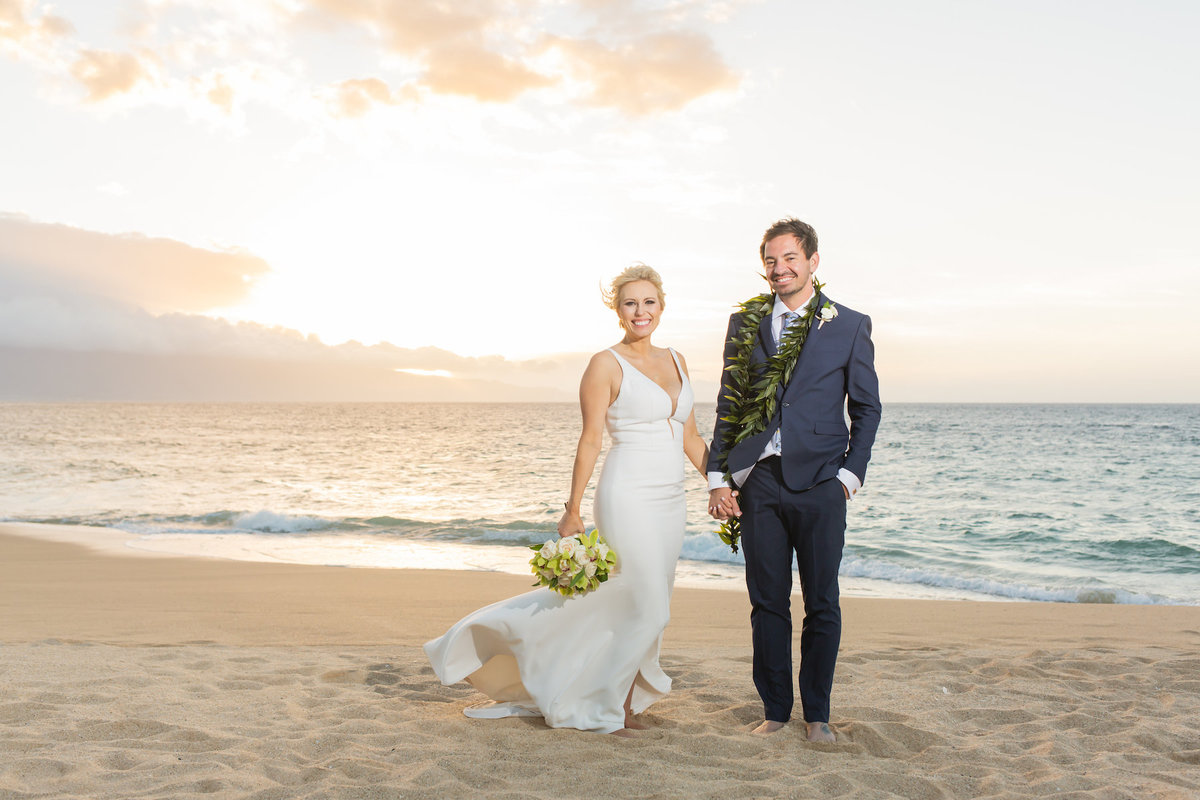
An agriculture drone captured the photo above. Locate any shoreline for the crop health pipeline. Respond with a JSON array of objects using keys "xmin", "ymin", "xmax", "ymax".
[
  {"xmin": 2, "ymin": 520, "xmax": 1170, "ymax": 606},
  {"xmin": 3, "ymin": 524, "xmax": 1200, "ymax": 798},
  {"xmin": 3, "ymin": 523, "xmax": 1197, "ymax": 649}
]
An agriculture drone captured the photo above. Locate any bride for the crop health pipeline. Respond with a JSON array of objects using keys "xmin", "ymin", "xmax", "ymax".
[{"xmin": 423, "ymin": 265, "xmax": 710, "ymax": 735}]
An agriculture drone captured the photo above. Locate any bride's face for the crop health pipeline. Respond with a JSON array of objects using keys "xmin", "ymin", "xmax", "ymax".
[{"xmin": 617, "ymin": 280, "xmax": 662, "ymax": 339}]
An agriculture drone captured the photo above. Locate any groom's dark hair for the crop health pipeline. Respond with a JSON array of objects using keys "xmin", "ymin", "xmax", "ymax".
[{"xmin": 760, "ymin": 218, "xmax": 818, "ymax": 261}]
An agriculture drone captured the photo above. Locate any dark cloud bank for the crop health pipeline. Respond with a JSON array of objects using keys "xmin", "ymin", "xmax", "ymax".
[{"xmin": 0, "ymin": 215, "xmax": 577, "ymax": 401}]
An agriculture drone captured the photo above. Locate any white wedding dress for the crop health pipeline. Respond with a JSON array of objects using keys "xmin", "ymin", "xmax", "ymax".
[{"xmin": 424, "ymin": 348, "xmax": 692, "ymax": 733}]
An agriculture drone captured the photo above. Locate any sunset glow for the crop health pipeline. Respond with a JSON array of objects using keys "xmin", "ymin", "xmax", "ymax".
[{"xmin": 2, "ymin": 1, "xmax": 1197, "ymax": 401}]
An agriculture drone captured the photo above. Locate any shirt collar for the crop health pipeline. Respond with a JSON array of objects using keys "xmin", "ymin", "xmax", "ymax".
[{"xmin": 772, "ymin": 292, "xmax": 817, "ymax": 319}]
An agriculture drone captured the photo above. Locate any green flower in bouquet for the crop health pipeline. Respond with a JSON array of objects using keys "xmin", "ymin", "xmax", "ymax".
[{"xmin": 529, "ymin": 530, "xmax": 617, "ymax": 598}]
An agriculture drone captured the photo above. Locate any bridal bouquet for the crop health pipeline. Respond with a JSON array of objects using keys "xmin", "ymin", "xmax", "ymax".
[{"xmin": 529, "ymin": 530, "xmax": 617, "ymax": 598}]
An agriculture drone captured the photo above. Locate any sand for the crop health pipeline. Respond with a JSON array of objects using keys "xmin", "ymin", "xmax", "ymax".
[{"xmin": 1, "ymin": 523, "xmax": 1198, "ymax": 799}]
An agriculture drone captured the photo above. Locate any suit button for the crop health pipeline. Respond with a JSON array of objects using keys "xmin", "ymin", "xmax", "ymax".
[{"xmin": 783, "ymin": 402, "xmax": 790, "ymax": 407}]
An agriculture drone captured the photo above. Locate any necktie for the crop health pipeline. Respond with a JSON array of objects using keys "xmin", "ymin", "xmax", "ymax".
[
  {"xmin": 771, "ymin": 312, "xmax": 800, "ymax": 453},
  {"xmin": 779, "ymin": 311, "xmax": 799, "ymax": 343}
]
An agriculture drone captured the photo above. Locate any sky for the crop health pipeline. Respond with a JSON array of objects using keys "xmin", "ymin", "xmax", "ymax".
[{"xmin": 1, "ymin": 0, "xmax": 1198, "ymax": 402}]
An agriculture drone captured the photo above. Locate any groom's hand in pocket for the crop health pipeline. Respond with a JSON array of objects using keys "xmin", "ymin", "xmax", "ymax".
[{"xmin": 708, "ymin": 488, "xmax": 740, "ymax": 521}]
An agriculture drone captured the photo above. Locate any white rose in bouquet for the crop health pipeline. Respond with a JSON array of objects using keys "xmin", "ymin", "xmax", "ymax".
[
  {"xmin": 556, "ymin": 537, "xmax": 579, "ymax": 559},
  {"xmin": 528, "ymin": 529, "xmax": 619, "ymax": 598}
]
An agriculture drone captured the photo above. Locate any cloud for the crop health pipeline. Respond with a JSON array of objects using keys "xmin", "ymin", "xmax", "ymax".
[
  {"xmin": 0, "ymin": 211, "xmax": 716, "ymax": 401},
  {"xmin": 7, "ymin": 0, "xmax": 738, "ymax": 118},
  {"xmin": 0, "ymin": 343, "xmax": 580, "ymax": 402},
  {"xmin": 0, "ymin": 214, "xmax": 270, "ymax": 313},
  {"xmin": 0, "ymin": 0, "xmax": 73, "ymax": 44},
  {"xmin": 0, "ymin": 213, "xmax": 589, "ymax": 393},
  {"xmin": 0, "ymin": 280, "xmax": 592, "ymax": 376},
  {"xmin": 550, "ymin": 31, "xmax": 739, "ymax": 114},
  {"xmin": 305, "ymin": 0, "xmax": 487, "ymax": 51},
  {"xmin": 69, "ymin": 48, "xmax": 156, "ymax": 102},
  {"xmin": 205, "ymin": 71, "xmax": 234, "ymax": 112},
  {"xmin": 301, "ymin": 0, "xmax": 734, "ymax": 111},
  {"xmin": 0, "ymin": 273, "xmax": 591, "ymax": 402},
  {"xmin": 422, "ymin": 43, "xmax": 555, "ymax": 102},
  {"xmin": 305, "ymin": 0, "xmax": 556, "ymax": 103},
  {"xmin": 327, "ymin": 77, "xmax": 414, "ymax": 118}
]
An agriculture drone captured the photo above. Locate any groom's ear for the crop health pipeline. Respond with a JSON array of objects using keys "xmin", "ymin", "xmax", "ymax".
[{"xmin": 809, "ymin": 252, "xmax": 820, "ymax": 273}]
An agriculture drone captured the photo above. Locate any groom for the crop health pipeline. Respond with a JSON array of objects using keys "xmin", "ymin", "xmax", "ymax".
[{"xmin": 707, "ymin": 218, "xmax": 880, "ymax": 742}]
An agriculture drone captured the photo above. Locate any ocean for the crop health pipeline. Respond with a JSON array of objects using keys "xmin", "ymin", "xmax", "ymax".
[{"xmin": 1, "ymin": 402, "xmax": 1197, "ymax": 605}]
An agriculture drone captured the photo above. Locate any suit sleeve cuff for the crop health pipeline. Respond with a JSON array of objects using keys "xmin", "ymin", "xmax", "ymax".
[{"xmin": 837, "ymin": 468, "xmax": 862, "ymax": 500}]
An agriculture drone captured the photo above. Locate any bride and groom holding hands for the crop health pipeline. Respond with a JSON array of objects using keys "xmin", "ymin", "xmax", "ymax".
[{"xmin": 425, "ymin": 217, "xmax": 881, "ymax": 742}]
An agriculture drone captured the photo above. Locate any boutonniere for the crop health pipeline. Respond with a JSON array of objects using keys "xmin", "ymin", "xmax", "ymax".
[{"xmin": 817, "ymin": 302, "xmax": 838, "ymax": 330}]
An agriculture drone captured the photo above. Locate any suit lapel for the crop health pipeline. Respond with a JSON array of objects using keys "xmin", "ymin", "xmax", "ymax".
[
  {"xmin": 782, "ymin": 291, "xmax": 828, "ymax": 397},
  {"xmin": 792, "ymin": 291, "xmax": 827, "ymax": 372},
  {"xmin": 758, "ymin": 291, "xmax": 832, "ymax": 396},
  {"xmin": 758, "ymin": 301, "xmax": 777, "ymax": 358}
]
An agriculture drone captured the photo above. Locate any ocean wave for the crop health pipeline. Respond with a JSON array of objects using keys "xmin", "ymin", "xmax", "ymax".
[
  {"xmin": 229, "ymin": 510, "xmax": 332, "ymax": 533},
  {"xmin": 8, "ymin": 511, "xmax": 1193, "ymax": 605},
  {"xmin": 1091, "ymin": 537, "xmax": 1200, "ymax": 569},
  {"xmin": 123, "ymin": 511, "xmax": 357, "ymax": 535},
  {"xmin": 680, "ymin": 530, "xmax": 745, "ymax": 565},
  {"xmin": 361, "ymin": 515, "xmax": 435, "ymax": 528},
  {"xmin": 681, "ymin": 534, "xmax": 1182, "ymax": 604},
  {"xmin": 838, "ymin": 553, "xmax": 1172, "ymax": 605},
  {"xmin": 464, "ymin": 526, "xmax": 557, "ymax": 546},
  {"xmin": 12, "ymin": 510, "xmax": 557, "ymax": 541}
]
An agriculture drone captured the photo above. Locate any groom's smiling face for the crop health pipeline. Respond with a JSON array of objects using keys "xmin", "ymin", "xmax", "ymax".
[{"xmin": 763, "ymin": 235, "xmax": 819, "ymax": 304}]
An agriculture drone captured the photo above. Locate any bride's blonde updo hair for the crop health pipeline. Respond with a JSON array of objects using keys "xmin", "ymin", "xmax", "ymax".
[{"xmin": 601, "ymin": 263, "xmax": 666, "ymax": 310}]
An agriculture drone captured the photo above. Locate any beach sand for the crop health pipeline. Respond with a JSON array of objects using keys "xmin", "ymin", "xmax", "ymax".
[{"xmin": 2, "ymin": 524, "xmax": 1198, "ymax": 799}]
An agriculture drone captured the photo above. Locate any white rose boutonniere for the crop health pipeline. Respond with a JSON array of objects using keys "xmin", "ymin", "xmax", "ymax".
[{"xmin": 817, "ymin": 302, "xmax": 838, "ymax": 330}]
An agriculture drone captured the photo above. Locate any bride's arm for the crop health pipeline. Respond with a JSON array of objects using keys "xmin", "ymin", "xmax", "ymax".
[
  {"xmin": 558, "ymin": 352, "xmax": 618, "ymax": 538},
  {"xmin": 682, "ymin": 410, "xmax": 709, "ymax": 474},
  {"xmin": 675, "ymin": 353, "xmax": 710, "ymax": 474}
]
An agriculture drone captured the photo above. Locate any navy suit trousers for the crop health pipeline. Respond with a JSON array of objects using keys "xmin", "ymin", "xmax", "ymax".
[{"xmin": 739, "ymin": 457, "xmax": 846, "ymax": 724}]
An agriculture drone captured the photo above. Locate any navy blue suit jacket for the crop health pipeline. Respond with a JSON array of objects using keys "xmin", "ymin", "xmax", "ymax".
[{"xmin": 708, "ymin": 291, "xmax": 882, "ymax": 492}]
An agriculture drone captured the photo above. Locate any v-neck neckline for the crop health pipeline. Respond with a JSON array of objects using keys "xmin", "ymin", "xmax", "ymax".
[{"xmin": 610, "ymin": 348, "xmax": 685, "ymax": 418}]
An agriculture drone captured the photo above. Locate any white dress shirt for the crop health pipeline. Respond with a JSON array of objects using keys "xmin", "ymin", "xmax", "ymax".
[{"xmin": 708, "ymin": 295, "xmax": 862, "ymax": 499}]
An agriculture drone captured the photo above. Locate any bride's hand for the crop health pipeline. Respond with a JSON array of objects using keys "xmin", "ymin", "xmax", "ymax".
[{"xmin": 557, "ymin": 508, "xmax": 585, "ymax": 538}]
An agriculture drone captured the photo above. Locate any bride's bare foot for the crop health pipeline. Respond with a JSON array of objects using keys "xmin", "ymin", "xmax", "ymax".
[
  {"xmin": 621, "ymin": 683, "xmax": 648, "ymax": 731},
  {"xmin": 751, "ymin": 720, "xmax": 786, "ymax": 734},
  {"xmin": 610, "ymin": 728, "xmax": 638, "ymax": 738},
  {"xmin": 806, "ymin": 722, "xmax": 836, "ymax": 743}
]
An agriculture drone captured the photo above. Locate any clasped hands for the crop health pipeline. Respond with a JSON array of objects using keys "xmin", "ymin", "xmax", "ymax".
[
  {"xmin": 708, "ymin": 488, "xmax": 741, "ymax": 521},
  {"xmin": 559, "ymin": 489, "xmax": 744, "ymax": 537}
]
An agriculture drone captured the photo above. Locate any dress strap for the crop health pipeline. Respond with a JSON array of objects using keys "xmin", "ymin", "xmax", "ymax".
[
  {"xmin": 666, "ymin": 347, "xmax": 681, "ymax": 370},
  {"xmin": 667, "ymin": 348, "xmax": 688, "ymax": 386}
]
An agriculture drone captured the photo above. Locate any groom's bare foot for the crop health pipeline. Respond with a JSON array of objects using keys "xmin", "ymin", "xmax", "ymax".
[
  {"xmin": 806, "ymin": 722, "xmax": 836, "ymax": 743},
  {"xmin": 751, "ymin": 720, "xmax": 786, "ymax": 735}
]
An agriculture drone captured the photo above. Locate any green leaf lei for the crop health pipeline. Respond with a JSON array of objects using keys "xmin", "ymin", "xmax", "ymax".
[{"xmin": 716, "ymin": 279, "xmax": 825, "ymax": 553}]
